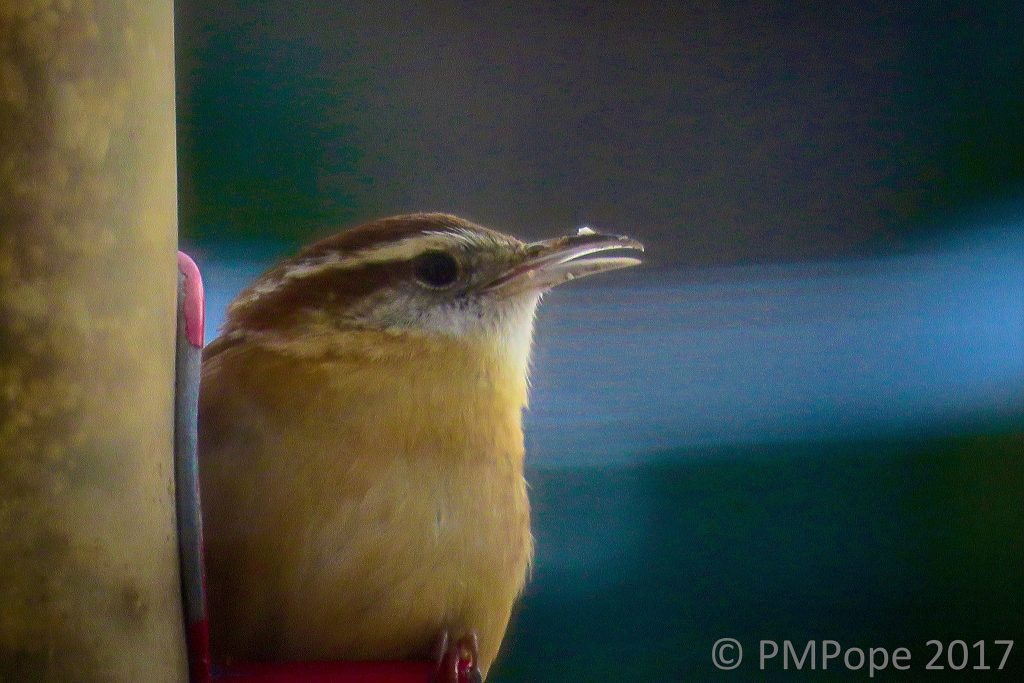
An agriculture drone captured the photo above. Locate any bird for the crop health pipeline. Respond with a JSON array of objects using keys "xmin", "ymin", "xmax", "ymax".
[{"xmin": 197, "ymin": 213, "xmax": 643, "ymax": 680}]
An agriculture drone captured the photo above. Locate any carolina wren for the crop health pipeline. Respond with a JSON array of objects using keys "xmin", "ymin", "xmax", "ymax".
[{"xmin": 198, "ymin": 213, "xmax": 643, "ymax": 678}]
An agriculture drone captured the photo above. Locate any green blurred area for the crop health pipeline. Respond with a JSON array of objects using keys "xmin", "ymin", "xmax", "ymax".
[
  {"xmin": 174, "ymin": 2, "xmax": 1024, "ymax": 680},
  {"xmin": 175, "ymin": 1, "xmax": 1024, "ymax": 264},
  {"xmin": 497, "ymin": 434, "xmax": 1024, "ymax": 681}
]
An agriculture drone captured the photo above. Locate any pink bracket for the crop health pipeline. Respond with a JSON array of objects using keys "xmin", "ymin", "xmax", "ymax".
[{"xmin": 178, "ymin": 251, "xmax": 205, "ymax": 348}]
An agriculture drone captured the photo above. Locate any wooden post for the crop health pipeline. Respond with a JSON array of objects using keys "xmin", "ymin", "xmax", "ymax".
[{"xmin": 0, "ymin": 1, "xmax": 188, "ymax": 680}]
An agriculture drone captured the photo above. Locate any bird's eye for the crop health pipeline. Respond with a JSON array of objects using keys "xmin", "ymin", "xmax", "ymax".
[{"xmin": 412, "ymin": 251, "xmax": 460, "ymax": 288}]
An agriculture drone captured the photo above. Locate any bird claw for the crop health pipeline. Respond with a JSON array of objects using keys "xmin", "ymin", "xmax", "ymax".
[{"xmin": 432, "ymin": 630, "xmax": 482, "ymax": 683}]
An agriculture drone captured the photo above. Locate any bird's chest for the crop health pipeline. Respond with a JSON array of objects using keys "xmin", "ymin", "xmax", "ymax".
[
  {"xmin": 282, "ymin": 399, "xmax": 533, "ymax": 629},
  {"xmin": 327, "ymin": 358, "xmax": 532, "ymax": 577},
  {"xmin": 421, "ymin": 450, "xmax": 532, "ymax": 575},
  {"xmin": 215, "ymin": 345, "xmax": 536, "ymax": 663},
  {"xmin": 354, "ymin": 439, "xmax": 532, "ymax": 598},
  {"xmin": 266, "ymin": 355, "xmax": 532, "ymax": 648}
]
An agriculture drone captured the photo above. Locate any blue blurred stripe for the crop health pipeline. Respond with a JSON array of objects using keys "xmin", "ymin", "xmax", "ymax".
[{"xmin": 187, "ymin": 220, "xmax": 1024, "ymax": 466}]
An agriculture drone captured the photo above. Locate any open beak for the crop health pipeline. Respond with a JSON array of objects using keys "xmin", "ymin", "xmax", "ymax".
[{"xmin": 487, "ymin": 227, "xmax": 644, "ymax": 294}]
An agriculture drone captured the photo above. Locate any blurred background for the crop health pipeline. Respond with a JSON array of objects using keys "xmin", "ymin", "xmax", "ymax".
[{"xmin": 176, "ymin": 1, "xmax": 1023, "ymax": 679}]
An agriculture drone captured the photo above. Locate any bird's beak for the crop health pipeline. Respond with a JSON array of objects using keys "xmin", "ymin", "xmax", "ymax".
[{"xmin": 485, "ymin": 227, "xmax": 644, "ymax": 294}]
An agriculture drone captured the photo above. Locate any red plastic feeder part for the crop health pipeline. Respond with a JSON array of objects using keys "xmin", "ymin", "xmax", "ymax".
[{"xmin": 214, "ymin": 660, "xmax": 436, "ymax": 683}]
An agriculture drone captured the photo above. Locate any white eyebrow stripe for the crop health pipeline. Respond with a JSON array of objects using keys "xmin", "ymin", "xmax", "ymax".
[
  {"xmin": 232, "ymin": 251, "xmax": 348, "ymax": 307},
  {"xmin": 234, "ymin": 228, "xmax": 502, "ymax": 309},
  {"xmin": 286, "ymin": 231, "xmax": 480, "ymax": 276},
  {"xmin": 281, "ymin": 251, "xmax": 344, "ymax": 279},
  {"xmin": 335, "ymin": 234, "xmax": 448, "ymax": 267},
  {"xmin": 422, "ymin": 227, "xmax": 496, "ymax": 250}
]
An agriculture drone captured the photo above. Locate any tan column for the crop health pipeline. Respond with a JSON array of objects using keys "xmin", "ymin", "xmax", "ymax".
[{"xmin": 0, "ymin": 1, "xmax": 188, "ymax": 681}]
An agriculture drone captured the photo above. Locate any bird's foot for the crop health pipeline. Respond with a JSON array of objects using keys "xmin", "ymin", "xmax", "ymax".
[{"xmin": 432, "ymin": 630, "xmax": 482, "ymax": 683}]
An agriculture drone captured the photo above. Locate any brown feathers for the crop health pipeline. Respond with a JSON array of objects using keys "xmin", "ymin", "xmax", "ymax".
[
  {"xmin": 221, "ymin": 214, "xmax": 506, "ymax": 336},
  {"xmin": 199, "ymin": 328, "xmax": 532, "ymax": 674},
  {"xmin": 198, "ymin": 214, "xmax": 639, "ymax": 677}
]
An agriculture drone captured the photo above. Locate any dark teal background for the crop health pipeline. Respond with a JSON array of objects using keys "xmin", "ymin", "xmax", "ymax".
[
  {"xmin": 510, "ymin": 437, "xmax": 1023, "ymax": 680},
  {"xmin": 176, "ymin": 2, "xmax": 1024, "ymax": 679},
  {"xmin": 176, "ymin": 1, "xmax": 1024, "ymax": 264}
]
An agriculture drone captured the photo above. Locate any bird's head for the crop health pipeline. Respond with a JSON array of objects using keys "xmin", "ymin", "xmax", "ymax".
[{"xmin": 219, "ymin": 213, "xmax": 643, "ymax": 372}]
